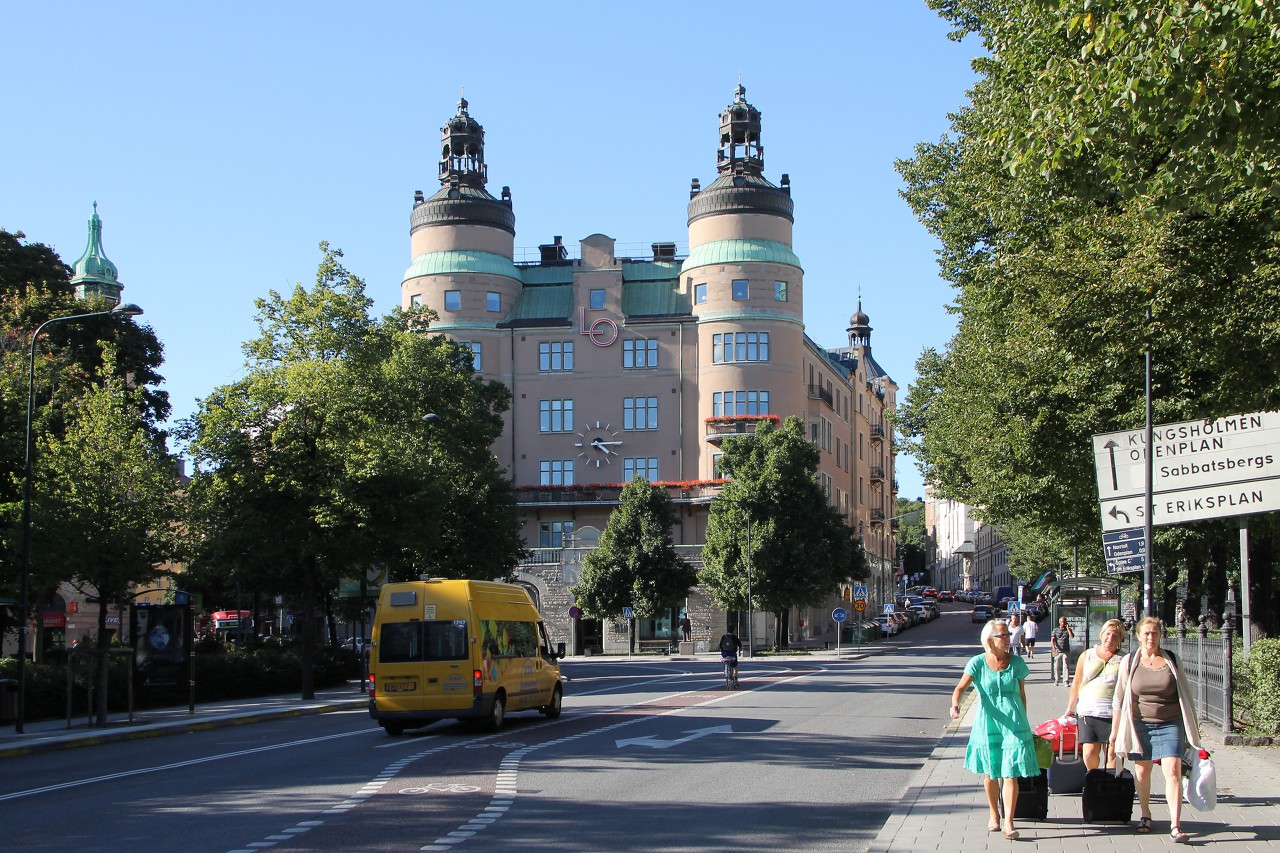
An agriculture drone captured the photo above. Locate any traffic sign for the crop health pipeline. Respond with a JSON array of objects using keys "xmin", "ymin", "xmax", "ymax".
[
  {"xmin": 1100, "ymin": 477, "xmax": 1280, "ymax": 531},
  {"xmin": 853, "ymin": 600, "xmax": 866, "ymax": 612},
  {"xmin": 568, "ymin": 606, "xmax": 581, "ymax": 618},
  {"xmin": 622, "ymin": 607, "xmax": 634, "ymax": 619},
  {"xmin": 853, "ymin": 584, "xmax": 868, "ymax": 601},
  {"xmin": 1007, "ymin": 601, "xmax": 1022, "ymax": 614},
  {"xmin": 832, "ymin": 607, "xmax": 847, "ymax": 623},
  {"xmin": 1103, "ymin": 527, "xmax": 1147, "ymax": 574},
  {"xmin": 883, "ymin": 604, "xmax": 895, "ymax": 614},
  {"xmin": 1093, "ymin": 411, "xmax": 1280, "ymax": 524}
]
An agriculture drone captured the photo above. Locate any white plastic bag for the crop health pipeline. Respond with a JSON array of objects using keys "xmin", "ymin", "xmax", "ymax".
[{"xmin": 1183, "ymin": 748, "xmax": 1217, "ymax": 812}]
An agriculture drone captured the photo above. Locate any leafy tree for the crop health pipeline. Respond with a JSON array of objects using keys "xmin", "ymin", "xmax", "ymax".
[
  {"xmin": 573, "ymin": 476, "xmax": 696, "ymax": 649},
  {"xmin": 180, "ymin": 244, "xmax": 522, "ymax": 697},
  {"xmin": 897, "ymin": 3, "xmax": 1280, "ymax": 631},
  {"xmin": 0, "ymin": 230, "xmax": 169, "ymax": 651},
  {"xmin": 36, "ymin": 356, "xmax": 181, "ymax": 724},
  {"xmin": 700, "ymin": 417, "xmax": 865, "ymax": 648},
  {"xmin": 894, "ymin": 497, "xmax": 927, "ymax": 580}
]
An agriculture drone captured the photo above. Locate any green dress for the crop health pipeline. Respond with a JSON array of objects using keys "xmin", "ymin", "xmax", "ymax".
[{"xmin": 962, "ymin": 653, "xmax": 1040, "ymax": 779}]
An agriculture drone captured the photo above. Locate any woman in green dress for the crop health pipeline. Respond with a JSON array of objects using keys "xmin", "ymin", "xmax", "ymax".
[{"xmin": 950, "ymin": 618, "xmax": 1041, "ymax": 839}]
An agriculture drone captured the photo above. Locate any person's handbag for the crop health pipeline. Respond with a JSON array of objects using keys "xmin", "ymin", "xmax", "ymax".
[
  {"xmin": 1183, "ymin": 748, "xmax": 1217, "ymax": 811},
  {"xmin": 1033, "ymin": 735, "xmax": 1053, "ymax": 770}
]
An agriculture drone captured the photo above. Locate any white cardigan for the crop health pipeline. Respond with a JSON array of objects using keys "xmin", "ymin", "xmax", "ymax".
[{"xmin": 1111, "ymin": 650, "xmax": 1205, "ymax": 756}]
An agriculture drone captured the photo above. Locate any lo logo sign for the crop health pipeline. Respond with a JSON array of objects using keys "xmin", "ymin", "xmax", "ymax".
[{"xmin": 579, "ymin": 308, "xmax": 618, "ymax": 347}]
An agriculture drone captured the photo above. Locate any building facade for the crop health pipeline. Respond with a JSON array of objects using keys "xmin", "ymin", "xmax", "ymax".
[
  {"xmin": 924, "ymin": 486, "xmax": 1011, "ymax": 595},
  {"xmin": 403, "ymin": 89, "xmax": 898, "ymax": 652}
]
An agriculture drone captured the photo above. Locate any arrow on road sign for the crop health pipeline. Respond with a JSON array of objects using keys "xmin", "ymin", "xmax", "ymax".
[
  {"xmin": 1104, "ymin": 439, "xmax": 1120, "ymax": 491},
  {"xmin": 1108, "ymin": 505, "xmax": 1131, "ymax": 524},
  {"xmin": 615, "ymin": 725, "xmax": 733, "ymax": 750}
]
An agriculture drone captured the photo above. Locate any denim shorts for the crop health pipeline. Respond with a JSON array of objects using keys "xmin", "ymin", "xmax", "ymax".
[{"xmin": 1131, "ymin": 719, "xmax": 1184, "ymax": 761}]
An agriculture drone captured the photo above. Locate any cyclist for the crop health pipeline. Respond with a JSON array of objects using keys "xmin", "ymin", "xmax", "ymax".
[{"xmin": 719, "ymin": 629, "xmax": 742, "ymax": 687}]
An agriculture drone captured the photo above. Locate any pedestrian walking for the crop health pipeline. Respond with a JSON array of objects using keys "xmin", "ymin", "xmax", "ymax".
[
  {"xmin": 950, "ymin": 619, "xmax": 1040, "ymax": 840},
  {"xmin": 1110, "ymin": 617, "xmax": 1205, "ymax": 842},
  {"xmin": 1023, "ymin": 614, "xmax": 1039, "ymax": 659},
  {"xmin": 1009, "ymin": 614, "xmax": 1026, "ymax": 656},
  {"xmin": 1064, "ymin": 618, "xmax": 1124, "ymax": 770},
  {"xmin": 1049, "ymin": 617, "xmax": 1074, "ymax": 686}
]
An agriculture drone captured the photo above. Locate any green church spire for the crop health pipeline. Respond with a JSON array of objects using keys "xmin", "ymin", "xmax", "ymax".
[{"xmin": 71, "ymin": 202, "xmax": 123, "ymax": 303}]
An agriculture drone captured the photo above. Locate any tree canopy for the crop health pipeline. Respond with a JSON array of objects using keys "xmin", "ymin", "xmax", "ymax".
[
  {"xmin": 897, "ymin": 2, "xmax": 1280, "ymax": 630},
  {"xmin": 572, "ymin": 475, "xmax": 695, "ymax": 621},
  {"xmin": 699, "ymin": 417, "xmax": 864, "ymax": 644},
  {"xmin": 180, "ymin": 243, "xmax": 523, "ymax": 695}
]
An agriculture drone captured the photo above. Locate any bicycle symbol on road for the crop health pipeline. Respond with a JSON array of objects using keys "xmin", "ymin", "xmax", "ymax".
[
  {"xmin": 465, "ymin": 741, "xmax": 525, "ymax": 749},
  {"xmin": 399, "ymin": 783, "xmax": 481, "ymax": 794}
]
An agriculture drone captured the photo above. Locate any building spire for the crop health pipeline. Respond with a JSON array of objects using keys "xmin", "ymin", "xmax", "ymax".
[
  {"xmin": 439, "ymin": 94, "xmax": 488, "ymax": 189},
  {"xmin": 717, "ymin": 83, "xmax": 764, "ymax": 178},
  {"xmin": 70, "ymin": 202, "xmax": 123, "ymax": 303}
]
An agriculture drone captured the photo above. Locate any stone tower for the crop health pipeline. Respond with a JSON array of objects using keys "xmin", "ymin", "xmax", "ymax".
[{"xmin": 682, "ymin": 85, "xmax": 805, "ymax": 476}]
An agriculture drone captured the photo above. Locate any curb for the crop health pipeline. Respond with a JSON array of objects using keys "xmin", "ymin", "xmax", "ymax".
[{"xmin": 0, "ymin": 699, "xmax": 365, "ymax": 760}]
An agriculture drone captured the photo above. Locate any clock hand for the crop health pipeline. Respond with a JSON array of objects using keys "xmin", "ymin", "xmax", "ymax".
[{"xmin": 594, "ymin": 441, "xmax": 623, "ymax": 446}]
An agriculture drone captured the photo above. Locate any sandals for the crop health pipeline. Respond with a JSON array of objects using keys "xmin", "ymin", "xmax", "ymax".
[
  {"xmin": 1136, "ymin": 817, "xmax": 1152, "ymax": 834},
  {"xmin": 987, "ymin": 819, "xmax": 1001, "ymax": 832},
  {"xmin": 1171, "ymin": 827, "xmax": 1189, "ymax": 843},
  {"xmin": 1002, "ymin": 828, "xmax": 1020, "ymax": 840}
]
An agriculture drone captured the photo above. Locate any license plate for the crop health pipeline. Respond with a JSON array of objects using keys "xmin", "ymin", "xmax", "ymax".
[{"xmin": 384, "ymin": 681, "xmax": 416, "ymax": 693}]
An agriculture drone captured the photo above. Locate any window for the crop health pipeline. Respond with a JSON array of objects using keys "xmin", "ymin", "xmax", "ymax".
[
  {"xmin": 409, "ymin": 294, "xmax": 422, "ymax": 308},
  {"xmin": 775, "ymin": 280, "xmax": 788, "ymax": 302},
  {"xmin": 622, "ymin": 457, "xmax": 659, "ymax": 481},
  {"xmin": 589, "ymin": 288, "xmax": 606, "ymax": 309},
  {"xmin": 623, "ymin": 396, "xmax": 658, "ymax": 430},
  {"xmin": 731, "ymin": 279, "xmax": 749, "ymax": 301},
  {"xmin": 623, "ymin": 339, "xmax": 658, "ymax": 368},
  {"xmin": 539, "ymin": 399, "xmax": 574, "ymax": 433},
  {"xmin": 486, "ymin": 291, "xmax": 501, "ymax": 312},
  {"xmin": 444, "ymin": 290, "xmax": 461, "ymax": 311},
  {"xmin": 711, "ymin": 390, "xmax": 770, "ymax": 417},
  {"xmin": 712, "ymin": 453, "xmax": 725, "ymax": 479},
  {"xmin": 538, "ymin": 341, "xmax": 574, "ymax": 371},
  {"xmin": 481, "ymin": 619, "xmax": 538, "ymax": 658},
  {"xmin": 539, "ymin": 520, "xmax": 574, "ymax": 548},
  {"xmin": 712, "ymin": 332, "xmax": 770, "ymax": 363},
  {"xmin": 378, "ymin": 621, "xmax": 469, "ymax": 663},
  {"xmin": 694, "ymin": 283, "xmax": 707, "ymax": 304},
  {"xmin": 458, "ymin": 341, "xmax": 482, "ymax": 371},
  {"xmin": 539, "ymin": 460, "xmax": 574, "ymax": 486}
]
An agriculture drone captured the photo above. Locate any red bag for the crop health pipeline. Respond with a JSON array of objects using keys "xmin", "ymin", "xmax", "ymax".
[{"xmin": 1034, "ymin": 716, "xmax": 1078, "ymax": 752}]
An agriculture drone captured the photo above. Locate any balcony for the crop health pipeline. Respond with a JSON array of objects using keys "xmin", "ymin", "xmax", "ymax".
[
  {"xmin": 515, "ymin": 481, "xmax": 727, "ymax": 508},
  {"xmin": 869, "ymin": 465, "xmax": 885, "ymax": 482},
  {"xmin": 704, "ymin": 414, "xmax": 781, "ymax": 445},
  {"xmin": 807, "ymin": 384, "xmax": 834, "ymax": 408},
  {"xmin": 869, "ymin": 507, "xmax": 886, "ymax": 525},
  {"xmin": 870, "ymin": 424, "xmax": 886, "ymax": 442}
]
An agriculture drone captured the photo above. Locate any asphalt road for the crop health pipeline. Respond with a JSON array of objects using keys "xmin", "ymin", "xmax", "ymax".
[{"xmin": 0, "ymin": 606, "xmax": 981, "ymax": 853}]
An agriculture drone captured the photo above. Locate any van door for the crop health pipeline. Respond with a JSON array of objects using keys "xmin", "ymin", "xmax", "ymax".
[{"xmin": 378, "ymin": 619, "xmax": 472, "ymax": 713}]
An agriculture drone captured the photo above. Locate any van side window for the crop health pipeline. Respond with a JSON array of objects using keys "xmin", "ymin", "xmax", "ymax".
[
  {"xmin": 482, "ymin": 620, "xmax": 539, "ymax": 658},
  {"xmin": 379, "ymin": 621, "xmax": 468, "ymax": 663}
]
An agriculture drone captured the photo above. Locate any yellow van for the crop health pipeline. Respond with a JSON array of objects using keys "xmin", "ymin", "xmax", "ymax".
[{"xmin": 368, "ymin": 579, "xmax": 564, "ymax": 735}]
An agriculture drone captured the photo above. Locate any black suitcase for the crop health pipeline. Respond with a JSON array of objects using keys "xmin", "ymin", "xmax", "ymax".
[
  {"xmin": 1049, "ymin": 738, "xmax": 1088, "ymax": 794},
  {"xmin": 1082, "ymin": 765, "xmax": 1136, "ymax": 823},
  {"xmin": 1009, "ymin": 770, "xmax": 1049, "ymax": 821}
]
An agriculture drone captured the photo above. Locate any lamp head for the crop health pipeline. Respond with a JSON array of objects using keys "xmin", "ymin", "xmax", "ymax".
[{"xmin": 112, "ymin": 303, "xmax": 144, "ymax": 317}]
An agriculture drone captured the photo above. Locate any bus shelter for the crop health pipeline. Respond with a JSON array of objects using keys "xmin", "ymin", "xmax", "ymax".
[{"xmin": 1048, "ymin": 577, "xmax": 1124, "ymax": 670}]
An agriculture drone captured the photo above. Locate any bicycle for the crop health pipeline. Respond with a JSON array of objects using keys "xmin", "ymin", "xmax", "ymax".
[{"xmin": 723, "ymin": 656, "xmax": 739, "ymax": 689}]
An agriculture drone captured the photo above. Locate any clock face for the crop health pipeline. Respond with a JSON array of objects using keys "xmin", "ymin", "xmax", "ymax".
[{"xmin": 574, "ymin": 420, "xmax": 623, "ymax": 467}]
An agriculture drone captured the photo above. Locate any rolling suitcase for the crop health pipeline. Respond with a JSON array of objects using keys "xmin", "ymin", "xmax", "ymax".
[
  {"xmin": 1008, "ymin": 770, "xmax": 1049, "ymax": 821},
  {"xmin": 1082, "ymin": 748, "xmax": 1135, "ymax": 823},
  {"xmin": 1048, "ymin": 733, "xmax": 1088, "ymax": 794}
]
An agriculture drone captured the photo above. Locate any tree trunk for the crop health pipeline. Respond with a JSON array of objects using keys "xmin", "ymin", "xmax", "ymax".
[{"xmin": 300, "ymin": 555, "xmax": 316, "ymax": 700}]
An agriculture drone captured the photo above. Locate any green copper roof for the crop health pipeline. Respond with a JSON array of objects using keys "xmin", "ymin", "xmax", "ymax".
[
  {"xmin": 71, "ymin": 202, "xmax": 121, "ymax": 288},
  {"xmin": 518, "ymin": 264, "xmax": 574, "ymax": 285},
  {"xmin": 621, "ymin": 260, "xmax": 681, "ymax": 282},
  {"xmin": 506, "ymin": 284, "xmax": 573, "ymax": 322},
  {"xmin": 622, "ymin": 279, "xmax": 688, "ymax": 316},
  {"xmin": 403, "ymin": 250, "xmax": 520, "ymax": 283},
  {"xmin": 680, "ymin": 238, "xmax": 802, "ymax": 273}
]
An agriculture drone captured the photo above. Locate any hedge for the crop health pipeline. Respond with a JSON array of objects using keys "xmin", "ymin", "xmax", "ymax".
[{"xmin": 1238, "ymin": 637, "xmax": 1280, "ymax": 737}]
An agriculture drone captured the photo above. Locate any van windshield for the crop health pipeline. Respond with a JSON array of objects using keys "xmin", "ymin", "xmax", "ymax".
[{"xmin": 379, "ymin": 620, "xmax": 469, "ymax": 663}]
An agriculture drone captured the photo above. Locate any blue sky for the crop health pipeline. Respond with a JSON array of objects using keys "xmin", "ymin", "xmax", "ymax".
[{"xmin": 2, "ymin": 1, "xmax": 978, "ymax": 501}]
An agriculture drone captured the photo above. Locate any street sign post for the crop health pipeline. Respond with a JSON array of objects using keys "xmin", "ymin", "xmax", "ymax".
[
  {"xmin": 832, "ymin": 607, "xmax": 847, "ymax": 653},
  {"xmin": 1102, "ymin": 527, "xmax": 1147, "ymax": 574}
]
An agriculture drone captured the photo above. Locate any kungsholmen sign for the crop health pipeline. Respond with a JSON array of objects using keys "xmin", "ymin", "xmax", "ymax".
[{"xmin": 1093, "ymin": 410, "xmax": 1280, "ymax": 530}]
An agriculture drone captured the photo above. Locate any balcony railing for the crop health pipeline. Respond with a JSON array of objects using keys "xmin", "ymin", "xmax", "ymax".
[
  {"xmin": 870, "ymin": 424, "xmax": 886, "ymax": 441},
  {"xmin": 869, "ymin": 465, "xmax": 885, "ymax": 482},
  {"xmin": 869, "ymin": 507, "xmax": 886, "ymax": 523},
  {"xmin": 704, "ymin": 415, "xmax": 779, "ymax": 443},
  {"xmin": 807, "ymin": 384, "xmax": 834, "ymax": 408},
  {"xmin": 515, "ymin": 482, "xmax": 727, "ymax": 507}
]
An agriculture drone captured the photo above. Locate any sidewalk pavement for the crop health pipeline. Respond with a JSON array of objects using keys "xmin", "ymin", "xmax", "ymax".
[{"xmin": 868, "ymin": 650, "xmax": 1280, "ymax": 852}]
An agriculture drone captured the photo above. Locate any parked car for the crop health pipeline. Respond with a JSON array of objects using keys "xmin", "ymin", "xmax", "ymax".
[
  {"xmin": 971, "ymin": 604, "xmax": 995, "ymax": 623},
  {"xmin": 908, "ymin": 605, "xmax": 932, "ymax": 624},
  {"xmin": 923, "ymin": 587, "xmax": 939, "ymax": 599},
  {"xmin": 938, "ymin": 590, "xmax": 954, "ymax": 603},
  {"xmin": 876, "ymin": 614, "xmax": 897, "ymax": 637}
]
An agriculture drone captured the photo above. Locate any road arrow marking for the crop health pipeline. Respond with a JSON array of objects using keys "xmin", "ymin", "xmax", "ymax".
[{"xmin": 615, "ymin": 725, "xmax": 733, "ymax": 750}]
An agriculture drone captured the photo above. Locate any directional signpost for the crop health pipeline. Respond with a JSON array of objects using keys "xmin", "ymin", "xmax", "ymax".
[
  {"xmin": 1094, "ymin": 410, "xmax": 1279, "ymax": 644},
  {"xmin": 832, "ymin": 607, "xmax": 847, "ymax": 653}
]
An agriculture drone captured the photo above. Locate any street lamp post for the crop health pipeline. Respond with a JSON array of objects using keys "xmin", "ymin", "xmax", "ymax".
[
  {"xmin": 15, "ymin": 303, "xmax": 143, "ymax": 733},
  {"xmin": 713, "ymin": 496, "xmax": 754, "ymax": 658}
]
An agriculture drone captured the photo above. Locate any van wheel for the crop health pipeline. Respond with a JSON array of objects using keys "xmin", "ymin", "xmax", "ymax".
[
  {"xmin": 542, "ymin": 684, "xmax": 563, "ymax": 719},
  {"xmin": 382, "ymin": 723, "xmax": 405, "ymax": 737},
  {"xmin": 485, "ymin": 694, "xmax": 506, "ymax": 731}
]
